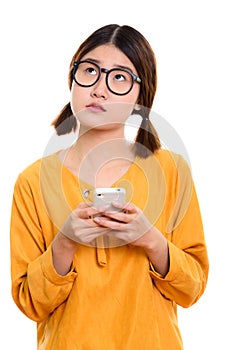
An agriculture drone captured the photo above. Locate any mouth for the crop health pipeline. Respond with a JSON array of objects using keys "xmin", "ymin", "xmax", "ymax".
[{"xmin": 86, "ymin": 103, "xmax": 106, "ymax": 113}]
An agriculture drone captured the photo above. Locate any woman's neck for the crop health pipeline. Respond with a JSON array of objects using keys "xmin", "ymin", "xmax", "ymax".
[
  {"xmin": 59, "ymin": 125, "xmax": 136, "ymax": 187},
  {"xmin": 76, "ymin": 125, "xmax": 126, "ymax": 157}
]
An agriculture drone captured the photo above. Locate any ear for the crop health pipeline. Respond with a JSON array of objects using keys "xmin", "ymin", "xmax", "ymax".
[{"xmin": 134, "ymin": 103, "xmax": 141, "ymax": 111}]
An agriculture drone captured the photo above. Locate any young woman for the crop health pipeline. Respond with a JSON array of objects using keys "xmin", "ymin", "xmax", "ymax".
[{"xmin": 10, "ymin": 24, "xmax": 209, "ymax": 349}]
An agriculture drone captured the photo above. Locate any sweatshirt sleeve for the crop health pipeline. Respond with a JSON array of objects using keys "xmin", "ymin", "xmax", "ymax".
[
  {"xmin": 150, "ymin": 154, "xmax": 209, "ymax": 308},
  {"xmin": 10, "ymin": 171, "xmax": 77, "ymax": 322}
]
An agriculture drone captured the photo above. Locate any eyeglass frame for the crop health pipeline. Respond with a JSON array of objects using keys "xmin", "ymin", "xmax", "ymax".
[{"xmin": 72, "ymin": 60, "xmax": 141, "ymax": 96}]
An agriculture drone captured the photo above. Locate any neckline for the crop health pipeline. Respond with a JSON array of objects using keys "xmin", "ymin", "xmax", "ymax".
[{"xmin": 52, "ymin": 151, "xmax": 138, "ymax": 190}]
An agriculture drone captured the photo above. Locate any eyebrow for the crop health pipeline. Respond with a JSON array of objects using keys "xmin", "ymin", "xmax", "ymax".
[{"xmin": 83, "ymin": 57, "xmax": 134, "ymax": 73}]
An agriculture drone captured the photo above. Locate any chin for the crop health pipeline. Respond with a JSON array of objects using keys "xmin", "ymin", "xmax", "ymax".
[{"xmin": 79, "ymin": 119, "xmax": 126, "ymax": 132}]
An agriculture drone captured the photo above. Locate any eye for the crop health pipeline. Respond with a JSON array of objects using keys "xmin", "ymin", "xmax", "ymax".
[
  {"xmin": 86, "ymin": 67, "xmax": 97, "ymax": 75},
  {"xmin": 114, "ymin": 73, "xmax": 126, "ymax": 81}
]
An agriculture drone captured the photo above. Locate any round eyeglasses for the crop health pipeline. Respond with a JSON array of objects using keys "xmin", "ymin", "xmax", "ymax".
[{"xmin": 72, "ymin": 60, "xmax": 141, "ymax": 96}]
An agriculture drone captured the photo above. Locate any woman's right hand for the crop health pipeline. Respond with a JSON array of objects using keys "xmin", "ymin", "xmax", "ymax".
[
  {"xmin": 59, "ymin": 202, "xmax": 111, "ymax": 246},
  {"xmin": 52, "ymin": 202, "xmax": 110, "ymax": 275}
]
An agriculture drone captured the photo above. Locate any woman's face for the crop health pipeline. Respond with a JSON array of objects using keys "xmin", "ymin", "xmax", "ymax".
[{"xmin": 70, "ymin": 44, "xmax": 141, "ymax": 131}]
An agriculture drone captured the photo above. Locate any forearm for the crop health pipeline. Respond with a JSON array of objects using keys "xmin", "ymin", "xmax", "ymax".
[
  {"xmin": 149, "ymin": 241, "xmax": 209, "ymax": 307},
  {"xmin": 52, "ymin": 232, "xmax": 78, "ymax": 276},
  {"xmin": 141, "ymin": 228, "xmax": 170, "ymax": 277}
]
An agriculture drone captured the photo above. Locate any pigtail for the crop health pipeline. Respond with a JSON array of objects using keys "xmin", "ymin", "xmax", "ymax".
[
  {"xmin": 51, "ymin": 102, "xmax": 77, "ymax": 135},
  {"xmin": 134, "ymin": 116, "xmax": 161, "ymax": 158}
]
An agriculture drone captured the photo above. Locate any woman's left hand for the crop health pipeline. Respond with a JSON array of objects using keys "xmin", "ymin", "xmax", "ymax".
[
  {"xmin": 93, "ymin": 201, "xmax": 170, "ymax": 276},
  {"xmin": 93, "ymin": 201, "xmax": 156, "ymax": 247}
]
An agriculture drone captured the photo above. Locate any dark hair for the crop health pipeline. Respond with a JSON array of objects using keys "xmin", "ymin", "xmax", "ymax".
[{"xmin": 52, "ymin": 24, "xmax": 161, "ymax": 158}]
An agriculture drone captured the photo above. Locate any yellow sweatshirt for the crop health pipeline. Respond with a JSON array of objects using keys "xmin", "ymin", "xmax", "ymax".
[{"xmin": 10, "ymin": 149, "xmax": 209, "ymax": 349}]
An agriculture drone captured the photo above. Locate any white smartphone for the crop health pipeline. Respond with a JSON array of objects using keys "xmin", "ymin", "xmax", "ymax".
[{"xmin": 93, "ymin": 187, "xmax": 126, "ymax": 211}]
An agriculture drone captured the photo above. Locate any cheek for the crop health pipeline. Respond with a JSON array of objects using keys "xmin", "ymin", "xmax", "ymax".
[
  {"xmin": 124, "ymin": 85, "xmax": 140, "ymax": 110},
  {"xmin": 70, "ymin": 84, "xmax": 79, "ymax": 114},
  {"xmin": 70, "ymin": 83, "xmax": 88, "ymax": 115}
]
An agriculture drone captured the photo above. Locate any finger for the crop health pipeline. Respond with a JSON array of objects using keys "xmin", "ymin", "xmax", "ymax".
[
  {"xmin": 74, "ymin": 206, "xmax": 101, "ymax": 219},
  {"xmin": 93, "ymin": 216, "xmax": 124, "ymax": 230},
  {"xmin": 103, "ymin": 210, "xmax": 133, "ymax": 223},
  {"xmin": 111, "ymin": 201, "xmax": 137, "ymax": 214},
  {"xmin": 86, "ymin": 206, "xmax": 103, "ymax": 218},
  {"xmin": 77, "ymin": 202, "xmax": 91, "ymax": 209}
]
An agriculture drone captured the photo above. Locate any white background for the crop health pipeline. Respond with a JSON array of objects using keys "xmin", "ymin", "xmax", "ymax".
[{"xmin": 0, "ymin": 0, "xmax": 233, "ymax": 348}]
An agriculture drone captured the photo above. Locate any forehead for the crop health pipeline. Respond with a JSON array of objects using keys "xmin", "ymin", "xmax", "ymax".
[{"xmin": 81, "ymin": 44, "xmax": 137, "ymax": 72}]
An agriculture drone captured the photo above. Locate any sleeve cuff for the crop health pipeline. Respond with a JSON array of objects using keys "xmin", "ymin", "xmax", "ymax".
[
  {"xmin": 149, "ymin": 241, "xmax": 183, "ymax": 282},
  {"xmin": 149, "ymin": 261, "xmax": 165, "ymax": 279},
  {"xmin": 39, "ymin": 244, "xmax": 77, "ymax": 285}
]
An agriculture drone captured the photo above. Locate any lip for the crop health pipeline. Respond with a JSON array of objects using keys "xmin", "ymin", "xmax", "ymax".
[{"xmin": 86, "ymin": 103, "xmax": 106, "ymax": 113}]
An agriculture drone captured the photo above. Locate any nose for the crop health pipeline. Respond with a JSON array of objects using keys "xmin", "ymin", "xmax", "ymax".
[{"xmin": 90, "ymin": 73, "xmax": 108, "ymax": 99}]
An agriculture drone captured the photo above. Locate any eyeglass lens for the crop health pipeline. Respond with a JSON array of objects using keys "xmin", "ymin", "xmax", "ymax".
[{"xmin": 74, "ymin": 61, "xmax": 134, "ymax": 95}]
